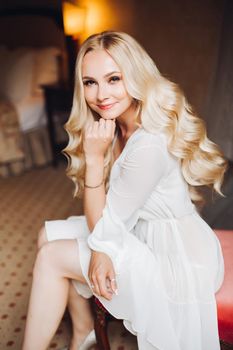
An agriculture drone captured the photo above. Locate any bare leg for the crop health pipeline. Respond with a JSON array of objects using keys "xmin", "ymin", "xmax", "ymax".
[
  {"xmin": 36, "ymin": 227, "xmax": 94, "ymax": 350},
  {"xmin": 22, "ymin": 238, "xmax": 90, "ymax": 350},
  {"xmin": 68, "ymin": 283, "xmax": 94, "ymax": 350}
]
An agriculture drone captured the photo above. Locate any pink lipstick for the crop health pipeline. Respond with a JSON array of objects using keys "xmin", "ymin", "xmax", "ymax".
[{"xmin": 98, "ymin": 103, "xmax": 115, "ymax": 110}]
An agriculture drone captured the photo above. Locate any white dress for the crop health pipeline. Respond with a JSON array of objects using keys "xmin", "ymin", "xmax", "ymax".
[{"xmin": 45, "ymin": 127, "xmax": 224, "ymax": 350}]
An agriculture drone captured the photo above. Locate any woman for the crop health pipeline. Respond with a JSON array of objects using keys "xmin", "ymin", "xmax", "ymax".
[{"xmin": 22, "ymin": 31, "xmax": 227, "ymax": 350}]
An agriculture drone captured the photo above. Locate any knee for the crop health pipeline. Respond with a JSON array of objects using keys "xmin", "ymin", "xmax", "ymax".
[
  {"xmin": 33, "ymin": 242, "xmax": 54, "ymax": 276},
  {"xmin": 37, "ymin": 225, "xmax": 48, "ymax": 250}
]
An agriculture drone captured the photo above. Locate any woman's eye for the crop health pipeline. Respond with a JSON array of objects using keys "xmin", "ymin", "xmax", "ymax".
[
  {"xmin": 109, "ymin": 76, "xmax": 121, "ymax": 83},
  {"xmin": 83, "ymin": 80, "xmax": 96, "ymax": 86}
]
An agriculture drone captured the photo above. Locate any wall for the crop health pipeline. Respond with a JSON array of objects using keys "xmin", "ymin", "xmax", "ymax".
[
  {"xmin": 204, "ymin": 0, "xmax": 233, "ymax": 160},
  {"xmin": 77, "ymin": 0, "xmax": 135, "ymax": 41},
  {"xmin": 133, "ymin": 0, "xmax": 224, "ymax": 115},
  {"xmin": 77, "ymin": 0, "xmax": 224, "ymax": 116}
]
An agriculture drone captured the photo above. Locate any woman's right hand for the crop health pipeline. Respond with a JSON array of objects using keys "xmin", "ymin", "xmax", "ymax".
[{"xmin": 83, "ymin": 118, "xmax": 116, "ymax": 160}]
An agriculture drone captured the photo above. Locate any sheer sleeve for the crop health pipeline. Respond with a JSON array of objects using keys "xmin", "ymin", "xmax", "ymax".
[{"xmin": 87, "ymin": 137, "xmax": 168, "ymax": 271}]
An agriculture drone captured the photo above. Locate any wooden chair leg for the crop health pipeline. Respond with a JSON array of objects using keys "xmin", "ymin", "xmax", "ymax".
[{"xmin": 92, "ymin": 298, "xmax": 111, "ymax": 350}]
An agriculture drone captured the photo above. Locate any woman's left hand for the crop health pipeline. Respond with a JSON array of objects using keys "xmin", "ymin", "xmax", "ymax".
[{"xmin": 88, "ymin": 250, "xmax": 118, "ymax": 300}]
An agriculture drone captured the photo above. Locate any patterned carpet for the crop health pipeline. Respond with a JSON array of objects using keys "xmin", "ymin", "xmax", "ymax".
[{"xmin": 0, "ymin": 164, "xmax": 137, "ymax": 350}]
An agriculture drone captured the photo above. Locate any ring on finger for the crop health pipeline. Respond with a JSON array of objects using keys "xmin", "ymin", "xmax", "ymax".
[{"xmin": 90, "ymin": 283, "xmax": 95, "ymax": 289}]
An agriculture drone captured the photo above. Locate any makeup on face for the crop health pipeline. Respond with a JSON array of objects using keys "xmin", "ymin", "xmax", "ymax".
[{"xmin": 81, "ymin": 49, "xmax": 134, "ymax": 120}]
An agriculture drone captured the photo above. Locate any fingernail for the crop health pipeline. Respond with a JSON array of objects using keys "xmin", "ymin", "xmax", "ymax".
[{"xmin": 114, "ymin": 289, "xmax": 118, "ymax": 295}]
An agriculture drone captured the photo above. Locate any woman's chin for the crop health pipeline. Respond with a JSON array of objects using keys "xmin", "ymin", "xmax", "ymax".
[{"xmin": 100, "ymin": 112, "xmax": 118, "ymax": 120}]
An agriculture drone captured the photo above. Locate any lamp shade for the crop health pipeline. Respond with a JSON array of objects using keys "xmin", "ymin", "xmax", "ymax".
[{"xmin": 62, "ymin": 2, "xmax": 86, "ymax": 38}]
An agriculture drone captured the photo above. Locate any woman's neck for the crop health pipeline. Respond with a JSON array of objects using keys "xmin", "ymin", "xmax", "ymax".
[
  {"xmin": 117, "ymin": 115, "xmax": 140, "ymax": 143},
  {"xmin": 117, "ymin": 122, "xmax": 139, "ymax": 142}
]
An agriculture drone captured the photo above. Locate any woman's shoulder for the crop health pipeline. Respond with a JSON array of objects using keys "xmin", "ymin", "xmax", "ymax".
[
  {"xmin": 119, "ymin": 127, "xmax": 170, "ymax": 164},
  {"xmin": 130, "ymin": 127, "xmax": 167, "ymax": 149},
  {"xmin": 116, "ymin": 127, "xmax": 177, "ymax": 173}
]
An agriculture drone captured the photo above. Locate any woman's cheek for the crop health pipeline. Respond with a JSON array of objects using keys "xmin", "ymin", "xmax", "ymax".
[
  {"xmin": 113, "ymin": 86, "xmax": 124, "ymax": 99},
  {"xmin": 84, "ymin": 87, "xmax": 96, "ymax": 103}
]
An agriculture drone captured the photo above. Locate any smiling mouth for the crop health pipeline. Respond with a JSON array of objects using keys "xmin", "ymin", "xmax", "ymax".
[{"xmin": 97, "ymin": 103, "xmax": 116, "ymax": 110}]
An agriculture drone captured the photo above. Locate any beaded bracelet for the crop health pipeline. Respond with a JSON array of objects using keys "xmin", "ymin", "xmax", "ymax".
[{"xmin": 84, "ymin": 180, "xmax": 104, "ymax": 189}]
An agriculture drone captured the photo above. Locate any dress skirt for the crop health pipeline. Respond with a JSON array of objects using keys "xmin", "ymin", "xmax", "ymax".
[{"xmin": 45, "ymin": 212, "xmax": 224, "ymax": 350}]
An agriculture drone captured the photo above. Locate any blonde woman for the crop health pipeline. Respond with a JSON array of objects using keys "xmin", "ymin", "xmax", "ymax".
[{"xmin": 22, "ymin": 31, "xmax": 227, "ymax": 350}]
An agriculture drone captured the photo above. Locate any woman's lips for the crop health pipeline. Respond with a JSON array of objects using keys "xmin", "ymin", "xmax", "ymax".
[{"xmin": 97, "ymin": 103, "xmax": 116, "ymax": 110}]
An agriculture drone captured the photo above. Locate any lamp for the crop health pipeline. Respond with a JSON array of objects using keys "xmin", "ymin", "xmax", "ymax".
[{"xmin": 62, "ymin": 1, "xmax": 86, "ymax": 86}]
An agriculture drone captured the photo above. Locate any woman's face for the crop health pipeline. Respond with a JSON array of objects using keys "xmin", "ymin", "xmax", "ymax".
[{"xmin": 81, "ymin": 49, "xmax": 133, "ymax": 120}]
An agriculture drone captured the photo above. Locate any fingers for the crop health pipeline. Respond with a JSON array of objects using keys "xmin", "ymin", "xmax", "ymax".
[
  {"xmin": 89, "ymin": 272, "xmax": 118, "ymax": 300},
  {"xmin": 90, "ymin": 280, "xmax": 112, "ymax": 301},
  {"xmin": 98, "ymin": 277, "xmax": 113, "ymax": 300},
  {"xmin": 105, "ymin": 119, "xmax": 116, "ymax": 141},
  {"xmin": 85, "ymin": 118, "xmax": 116, "ymax": 141},
  {"xmin": 99, "ymin": 118, "xmax": 106, "ymax": 139},
  {"xmin": 96, "ymin": 118, "xmax": 115, "ymax": 142},
  {"xmin": 108, "ymin": 273, "xmax": 118, "ymax": 295},
  {"xmin": 90, "ymin": 275, "xmax": 115, "ymax": 300},
  {"xmin": 88, "ymin": 251, "xmax": 118, "ymax": 300},
  {"xmin": 91, "ymin": 275, "xmax": 101, "ymax": 297}
]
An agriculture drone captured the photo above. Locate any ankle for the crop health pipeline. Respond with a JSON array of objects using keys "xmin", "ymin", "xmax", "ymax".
[
  {"xmin": 72, "ymin": 322, "xmax": 94, "ymax": 343},
  {"xmin": 70, "ymin": 327, "xmax": 94, "ymax": 350}
]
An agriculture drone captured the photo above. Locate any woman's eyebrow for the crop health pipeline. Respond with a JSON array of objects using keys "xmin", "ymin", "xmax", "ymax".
[
  {"xmin": 82, "ymin": 71, "xmax": 121, "ymax": 80},
  {"xmin": 104, "ymin": 71, "xmax": 121, "ymax": 77},
  {"xmin": 82, "ymin": 76, "xmax": 95, "ymax": 80}
]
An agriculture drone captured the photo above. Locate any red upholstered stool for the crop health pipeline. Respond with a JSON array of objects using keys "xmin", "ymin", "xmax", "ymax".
[{"xmin": 215, "ymin": 230, "xmax": 233, "ymax": 346}]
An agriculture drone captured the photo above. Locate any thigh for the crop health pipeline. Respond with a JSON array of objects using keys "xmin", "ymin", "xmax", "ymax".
[{"xmin": 39, "ymin": 239, "xmax": 87, "ymax": 285}]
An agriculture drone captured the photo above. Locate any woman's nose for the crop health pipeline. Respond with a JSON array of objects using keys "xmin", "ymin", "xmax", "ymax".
[{"xmin": 97, "ymin": 83, "xmax": 109, "ymax": 101}]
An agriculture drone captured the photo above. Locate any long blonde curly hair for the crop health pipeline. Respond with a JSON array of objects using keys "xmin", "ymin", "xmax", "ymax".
[{"xmin": 64, "ymin": 31, "xmax": 227, "ymax": 203}]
